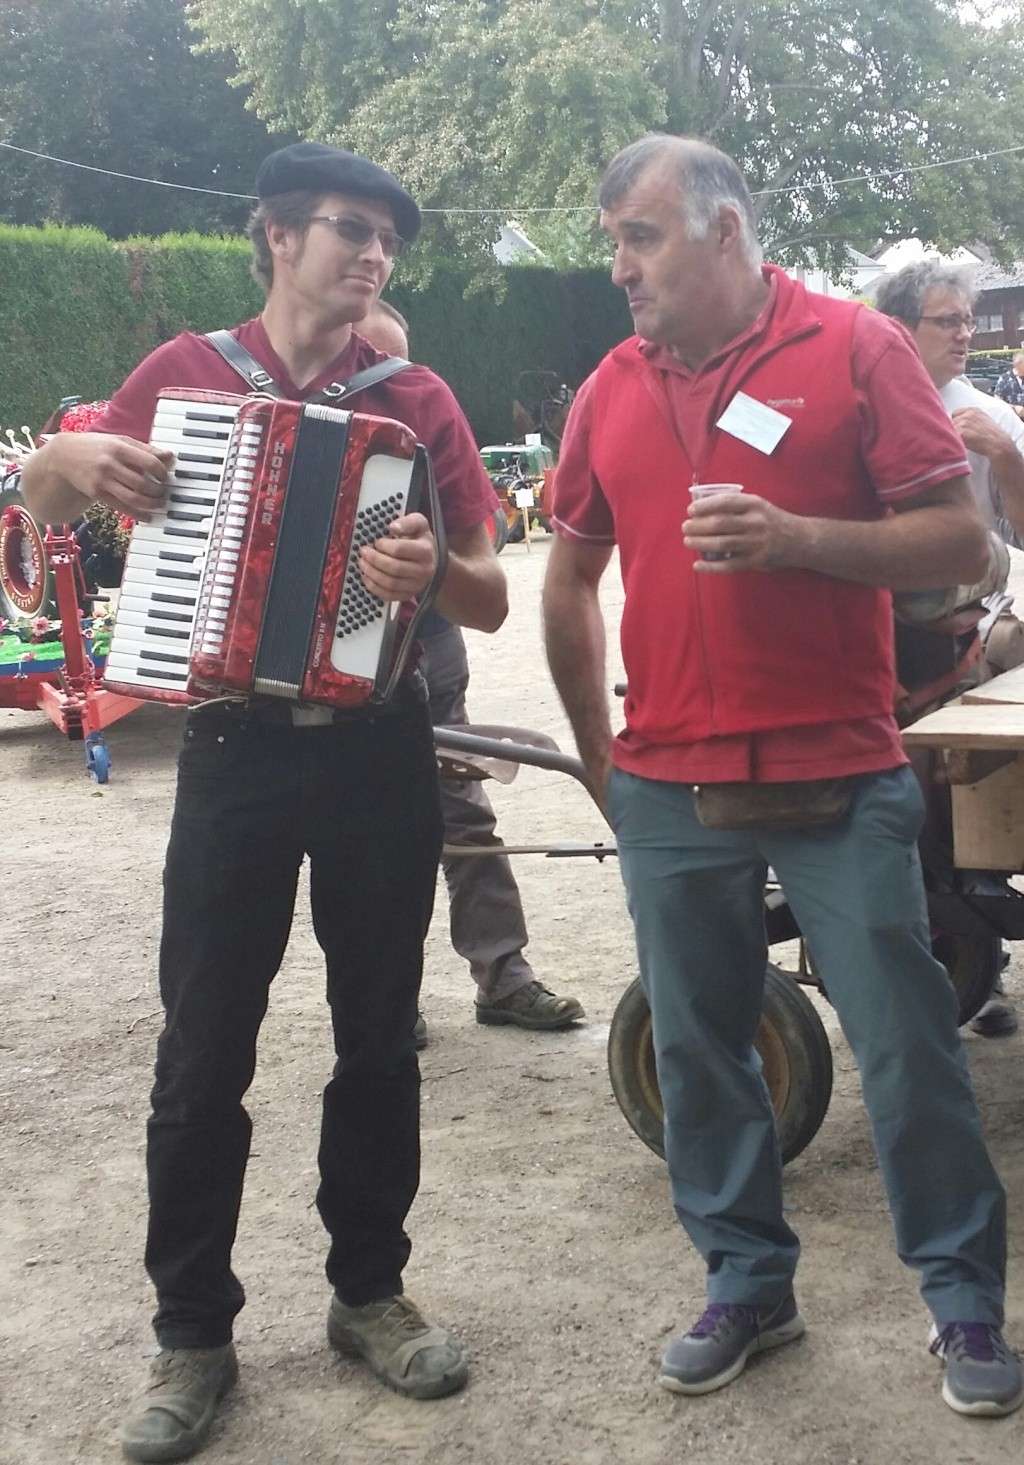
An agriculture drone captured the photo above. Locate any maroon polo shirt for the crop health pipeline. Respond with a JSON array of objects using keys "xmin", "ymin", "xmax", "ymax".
[{"xmin": 95, "ymin": 317, "xmax": 498, "ymax": 536}]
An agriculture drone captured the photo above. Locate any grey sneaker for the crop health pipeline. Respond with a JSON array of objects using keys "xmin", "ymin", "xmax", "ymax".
[
  {"xmin": 930, "ymin": 1322, "xmax": 1024, "ymax": 1416},
  {"xmin": 660, "ymin": 1296, "xmax": 805, "ymax": 1395},
  {"xmin": 328, "ymin": 1293, "xmax": 468, "ymax": 1399},
  {"xmin": 120, "ymin": 1344, "xmax": 238, "ymax": 1462}
]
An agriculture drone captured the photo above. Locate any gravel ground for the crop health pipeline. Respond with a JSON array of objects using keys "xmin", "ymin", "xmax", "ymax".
[{"xmin": 1, "ymin": 535, "xmax": 1021, "ymax": 1464}]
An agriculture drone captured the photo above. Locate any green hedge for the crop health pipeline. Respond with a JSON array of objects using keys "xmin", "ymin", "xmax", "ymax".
[
  {"xmin": 0, "ymin": 224, "xmax": 630, "ymax": 443},
  {"xmin": 1, "ymin": 225, "xmax": 147, "ymax": 432}
]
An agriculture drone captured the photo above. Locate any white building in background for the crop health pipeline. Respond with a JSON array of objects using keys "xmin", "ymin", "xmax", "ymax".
[
  {"xmin": 493, "ymin": 222, "xmax": 546, "ymax": 265},
  {"xmin": 785, "ymin": 245, "xmax": 889, "ymax": 298},
  {"xmin": 873, "ymin": 240, "xmax": 984, "ymax": 272}
]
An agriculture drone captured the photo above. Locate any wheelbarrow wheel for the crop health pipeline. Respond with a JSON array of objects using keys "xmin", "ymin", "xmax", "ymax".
[
  {"xmin": 608, "ymin": 963, "xmax": 833, "ymax": 1167},
  {"xmin": 0, "ymin": 480, "xmax": 57, "ymax": 621},
  {"xmin": 485, "ymin": 507, "xmax": 510, "ymax": 555},
  {"xmin": 931, "ymin": 928, "xmax": 1001, "ymax": 1026}
]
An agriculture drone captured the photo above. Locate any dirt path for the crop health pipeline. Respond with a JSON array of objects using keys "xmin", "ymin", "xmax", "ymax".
[{"xmin": 1, "ymin": 537, "xmax": 1021, "ymax": 1464}]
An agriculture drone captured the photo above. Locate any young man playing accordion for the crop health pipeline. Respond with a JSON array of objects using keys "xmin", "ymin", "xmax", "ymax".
[{"xmin": 23, "ymin": 142, "xmax": 507, "ymax": 1462}]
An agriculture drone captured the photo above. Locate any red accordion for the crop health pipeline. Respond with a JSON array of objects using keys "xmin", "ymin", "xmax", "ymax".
[{"xmin": 103, "ymin": 391, "xmax": 441, "ymax": 708}]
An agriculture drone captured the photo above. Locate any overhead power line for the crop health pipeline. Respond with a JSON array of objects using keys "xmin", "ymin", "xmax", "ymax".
[
  {"xmin": 0, "ymin": 140, "xmax": 256, "ymax": 199},
  {"xmin": 755, "ymin": 142, "xmax": 1024, "ymax": 197},
  {"xmin": 4, "ymin": 136, "xmax": 1024, "ymax": 212}
]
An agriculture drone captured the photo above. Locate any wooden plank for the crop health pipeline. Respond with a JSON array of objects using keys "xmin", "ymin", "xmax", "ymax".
[
  {"xmin": 962, "ymin": 664, "xmax": 1024, "ymax": 707},
  {"xmin": 902, "ymin": 702, "xmax": 1024, "ymax": 749},
  {"xmin": 952, "ymin": 757, "xmax": 1024, "ymax": 869},
  {"xmin": 943, "ymin": 748, "xmax": 1019, "ymax": 786}
]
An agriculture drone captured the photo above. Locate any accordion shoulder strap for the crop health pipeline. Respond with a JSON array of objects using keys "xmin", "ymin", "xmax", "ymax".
[{"xmin": 204, "ymin": 329, "xmax": 413, "ymax": 403}]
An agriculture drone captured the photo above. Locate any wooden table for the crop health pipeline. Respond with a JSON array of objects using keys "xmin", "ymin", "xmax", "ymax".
[{"xmin": 903, "ymin": 665, "xmax": 1024, "ymax": 868}]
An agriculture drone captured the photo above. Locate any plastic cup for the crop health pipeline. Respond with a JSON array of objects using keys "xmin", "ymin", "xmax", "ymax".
[{"xmin": 689, "ymin": 482, "xmax": 744, "ymax": 561}]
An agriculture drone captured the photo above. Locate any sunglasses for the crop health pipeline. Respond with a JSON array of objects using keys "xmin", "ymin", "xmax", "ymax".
[
  {"xmin": 918, "ymin": 313, "xmax": 977, "ymax": 334},
  {"xmin": 308, "ymin": 214, "xmax": 407, "ymax": 259}
]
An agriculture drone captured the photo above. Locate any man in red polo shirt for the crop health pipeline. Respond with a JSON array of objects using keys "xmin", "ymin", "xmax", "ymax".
[
  {"xmin": 543, "ymin": 134, "xmax": 1021, "ymax": 1417},
  {"xmin": 24, "ymin": 143, "xmax": 506, "ymax": 1461}
]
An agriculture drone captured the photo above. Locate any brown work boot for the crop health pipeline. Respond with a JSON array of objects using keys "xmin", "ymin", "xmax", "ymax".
[
  {"xmin": 120, "ymin": 1344, "xmax": 237, "ymax": 1462},
  {"xmin": 327, "ymin": 1293, "xmax": 468, "ymax": 1399},
  {"xmin": 475, "ymin": 979, "xmax": 584, "ymax": 1030}
]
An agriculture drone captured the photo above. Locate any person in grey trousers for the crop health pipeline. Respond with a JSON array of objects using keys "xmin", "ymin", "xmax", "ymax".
[{"xmin": 364, "ymin": 299, "xmax": 585, "ymax": 1038}]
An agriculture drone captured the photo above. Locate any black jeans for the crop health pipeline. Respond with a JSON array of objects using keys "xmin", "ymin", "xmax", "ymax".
[{"xmin": 146, "ymin": 689, "xmax": 443, "ymax": 1348}]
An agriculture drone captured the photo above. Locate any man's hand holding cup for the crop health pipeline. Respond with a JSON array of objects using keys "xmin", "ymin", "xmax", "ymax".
[{"xmin": 684, "ymin": 483, "xmax": 803, "ymax": 573}]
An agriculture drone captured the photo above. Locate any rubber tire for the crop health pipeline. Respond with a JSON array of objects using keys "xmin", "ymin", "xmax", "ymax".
[
  {"xmin": 86, "ymin": 738, "xmax": 110, "ymax": 785},
  {"xmin": 485, "ymin": 507, "xmax": 510, "ymax": 555},
  {"xmin": 932, "ymin": 928, "xmax": 1001, "ymax": 1026},
  {"xmin": 506, "ymin": 514, "xmax": 525, "ymax": 543},
  {"xmin": 0, "ymin": 482, "xmax": 57, "ymax": 621},
  {"xmin": 608, "ymin": 962, "xmax": 834, "ymax": 1167}
]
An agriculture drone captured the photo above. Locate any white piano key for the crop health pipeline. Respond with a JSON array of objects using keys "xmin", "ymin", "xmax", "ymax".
[
  {"xmin": 108, "ymin": 622, "xmax": 193, "ymax": 650},
  {"xmin": 105, "ymin": 670, "xmax": 190, "ymax": 693},
  {"xmin": 117, "ymin": 589, "xmax": 197, "ymax": 613},
  {"xmin": 113, "ymin": 605, "xmax": 193, "ymax": 630},
  {"xmin": 131, "ymin": 523, "xmax": 212, "ymax": 548},
  {"xmin": 105, "ymin": 648, "xmax": 190, "ymax": 675},
  {"xmin": 120, "ymin": 563, "xmax": 204, "ymax": 591},
  {"xmin": 152, "ymin": 398, "xmax": 239, "ymax": 417},
  {"xmin": 167, "ymin": 492, "xmax": 219, "ymax": 510},
  {"xmin": 151, "ymin": 408, "xmax": 238, "ymax": 428},
  {"xmin": 120, "ymin": 557, "xmax": 204, "ymax": 579}
]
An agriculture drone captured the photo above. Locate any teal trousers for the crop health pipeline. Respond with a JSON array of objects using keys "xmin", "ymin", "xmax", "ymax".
[{"xmin": 608, "ymin": 764, "xmax": 1006, "ymax": 1324}]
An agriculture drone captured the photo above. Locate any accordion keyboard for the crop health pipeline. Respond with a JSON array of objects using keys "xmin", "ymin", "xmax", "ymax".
[{"xmin": 104, "ymin": 397, "xmax": 240, "ymax": 693}]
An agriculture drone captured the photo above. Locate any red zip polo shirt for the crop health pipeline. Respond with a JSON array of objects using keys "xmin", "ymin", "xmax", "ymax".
[{"xmin": 552, "ymin": 266, "xmax": 971, "ymax": 784}]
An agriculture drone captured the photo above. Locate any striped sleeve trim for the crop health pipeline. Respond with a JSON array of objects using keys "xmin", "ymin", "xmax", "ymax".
[
  {"xmin": 550, "ymin": 514, "xmax": 616, "ymax": 545},
  {"xmin": 877, "ymin": 457, "xmax": 971, "ymax": 501}
]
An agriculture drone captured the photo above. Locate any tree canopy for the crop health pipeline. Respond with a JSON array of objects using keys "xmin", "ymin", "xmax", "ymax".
[
  {"xmin": 191, "ymin": 0, "xmax": 1024, "ymax": 275},
  {"xmin": 0, "ymin": 0, "xmax": 294, "ymax": 238}
]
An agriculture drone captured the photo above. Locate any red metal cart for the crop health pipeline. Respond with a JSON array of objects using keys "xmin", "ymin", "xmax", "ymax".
[{"xmin": 0, "ymin": 514, "xmax": 141, "ymax": 782}]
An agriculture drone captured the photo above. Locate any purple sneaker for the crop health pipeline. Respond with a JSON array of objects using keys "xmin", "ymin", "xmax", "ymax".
[
  {"xmin": 660, "ymin": 1295, "xmax": 805, "ymax": 1395},
  {"xmin": 930, "ymin": 1322, "xmax": 1024, "ymax": 1416}
]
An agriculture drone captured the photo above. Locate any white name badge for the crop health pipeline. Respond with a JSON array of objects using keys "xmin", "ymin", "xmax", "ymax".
[{"xmin": 716, "ymin": 391, "xmax": 792, "ymax": 455}]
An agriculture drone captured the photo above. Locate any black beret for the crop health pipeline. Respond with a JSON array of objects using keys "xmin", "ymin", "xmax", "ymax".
[{"xmin": 255, "ymin": 142, "xmax": 421, "ymax": 243}]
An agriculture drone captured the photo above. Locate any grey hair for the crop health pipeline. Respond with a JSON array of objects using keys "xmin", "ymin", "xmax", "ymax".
[
  {"xmin": 245, "ymin": 190, "xmax": 320, "ymax": 291},
  {"xmin": 873, "ymin": 260, "xmax": 978, "ymax": 326},
  {"xmin": 599, "ymin": 134, "xmax": 763, "ymax": 266}
]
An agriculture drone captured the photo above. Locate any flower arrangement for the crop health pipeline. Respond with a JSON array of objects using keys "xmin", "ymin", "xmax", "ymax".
[{"xmin": 57, "ymin": 401, "xmax": 135, "ymax": 557}]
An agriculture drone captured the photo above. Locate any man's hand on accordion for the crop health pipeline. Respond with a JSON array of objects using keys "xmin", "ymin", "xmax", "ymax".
[
  {"xmin": 359, "ymin": 511, "xmax": 437, "ymax": 602},
  {"xmin": 51, "ymin": 431, "xmax": 175, "ymax": 519}
]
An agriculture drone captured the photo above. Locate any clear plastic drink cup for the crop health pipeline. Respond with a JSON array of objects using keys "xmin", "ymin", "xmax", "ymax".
[{"xmin": 689, "ymin": 482, "xmax": 744, "ymax": 561}]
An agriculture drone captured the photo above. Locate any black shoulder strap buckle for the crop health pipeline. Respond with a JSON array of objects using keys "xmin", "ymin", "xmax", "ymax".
[
  {"xmin": 204, "ymin": 330, "xmax": 283, "ymax": 396},
  {"xmin": 315, "ymin": 356, "xmax": 413, "ymax": 403}
]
